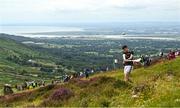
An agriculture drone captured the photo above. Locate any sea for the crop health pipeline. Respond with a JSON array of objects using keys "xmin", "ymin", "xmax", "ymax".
[{"xmin": 0, "ymin": 22, "xmax": 180, "ymax": 40}]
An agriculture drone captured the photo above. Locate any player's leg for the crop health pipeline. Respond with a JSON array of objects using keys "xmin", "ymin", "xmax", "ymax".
[{"xmin": 124, "ymin": 66, "xmax": 130, "ymax": 82}]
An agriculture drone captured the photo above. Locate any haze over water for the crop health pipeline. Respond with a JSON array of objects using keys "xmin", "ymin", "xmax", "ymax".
[{"xmin": 0, "ymin": 22, "xmax": 180, "ymax": 41}]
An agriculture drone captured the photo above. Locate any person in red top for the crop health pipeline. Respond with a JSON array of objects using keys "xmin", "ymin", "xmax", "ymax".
[{"xmin": 168, "ymin": 50, "xmax": 176, "ymax": 60}]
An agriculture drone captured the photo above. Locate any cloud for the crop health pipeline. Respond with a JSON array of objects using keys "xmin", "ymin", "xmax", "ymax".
[
  {"xmin": 0, "ymin": 0, "xmax": 179, "ymax": 24},
  {"xmin": 1, "ymin": 0, "xmax": 179, "ymax": 12}
]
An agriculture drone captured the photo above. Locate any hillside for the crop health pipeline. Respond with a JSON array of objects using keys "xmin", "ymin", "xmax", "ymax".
[
  {"xmin": 0, "ymin": 57, "xmax": 179, "ymax": 107},
  {"xmin": 0, "ymin": 34, "xmax": 71, "ymax": 91}
]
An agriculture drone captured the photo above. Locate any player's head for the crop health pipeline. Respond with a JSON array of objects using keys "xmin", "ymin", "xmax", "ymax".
[{"xmin": 122, "ymin": 45, "xmax": 129, "ymax": 52}]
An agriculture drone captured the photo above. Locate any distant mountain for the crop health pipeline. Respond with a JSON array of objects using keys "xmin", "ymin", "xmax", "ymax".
[{"xmin": 0, "ymin": 33, "xmax": 34, "ymax": 42}]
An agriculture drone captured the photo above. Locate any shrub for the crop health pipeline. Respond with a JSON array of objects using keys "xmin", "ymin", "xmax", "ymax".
[
  {"xmin": 50, "ymin": 88, "xmax": 74, "ymax": 101},
  {"xmin": 38, "ymin": 84, "xmax": 55, "ymax": 92},
  {"xmin": 100, "ymin": 99, "xmax": 110, "ymax": 107},
  {"xmin": 113, "ymin": 80, "xmax": 132, "ymax": 89},
  {"xmin": 132, "ymin": 83, "xmax": 153, "ymax": 99},
  {"xmin": 90, "ymin": 76, "xmax": 114, "ymax": 84},
  {"xmin": 103, "ymin": 88, "xmax": 118, "ymax": 97},
  {"xmin": 80, "ymin": 98, "xmax": 89, "ymax": 107},
  {"xmin": 76, "ymin": 80, "xmax": 90, "ymax": 88},
  {"xmin": 68, "ymin": 78, "xmax": 79, "ymax": 84},
  {"xmin": 40, "ymin": 88, "xmax": 74, "ymax": 107}
]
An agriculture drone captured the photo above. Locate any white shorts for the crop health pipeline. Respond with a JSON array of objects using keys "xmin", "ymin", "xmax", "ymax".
[{"xmin": 124, "ymin": 65, "xmax": 133, "ymax": 74}]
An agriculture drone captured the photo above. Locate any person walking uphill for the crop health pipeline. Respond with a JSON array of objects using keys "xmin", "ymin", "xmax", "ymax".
[{"xmin": 122, "ymin": 45, "xmax": 134, "ymax": 82}]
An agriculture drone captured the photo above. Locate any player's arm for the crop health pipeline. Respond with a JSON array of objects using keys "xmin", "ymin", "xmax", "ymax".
[
  {"xmin": 123, "ymin": 54, "xmax": 133, "ymax": 62},
  {"xmin": 127, "ymin": 54, "xmax": 133, "ymax": 60}
]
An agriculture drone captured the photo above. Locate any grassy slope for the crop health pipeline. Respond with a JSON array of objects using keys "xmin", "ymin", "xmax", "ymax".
[
  {"xmin": 0, "ymin": 37, "xmax": 37, "ymax": 82},
  {"xmin": 0, "ymin": 57, "xmax": 179, "ymax": 107},
  {"xmin": 0, "ymin": 36, "xmax": 58, "ymax": 89}
]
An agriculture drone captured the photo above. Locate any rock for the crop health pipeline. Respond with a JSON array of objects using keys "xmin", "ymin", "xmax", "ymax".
[
  {"xmin": 4, "ymin": 84, "xmax": 14, "ymax": 95},
  {"xmin": 132, "ymin": 94, "xmax": 139, "ymax": 98}
]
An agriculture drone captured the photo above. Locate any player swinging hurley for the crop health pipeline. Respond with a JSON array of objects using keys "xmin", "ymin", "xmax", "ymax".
[{"xmin": 122, "ymin": 45, "xmax": 141, "ymax": 82}]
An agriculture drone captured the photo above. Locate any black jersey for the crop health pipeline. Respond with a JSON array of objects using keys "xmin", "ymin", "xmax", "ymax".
[{"xmin": 123, "ymin": 51, "xmax": 133, "ymax": 66}]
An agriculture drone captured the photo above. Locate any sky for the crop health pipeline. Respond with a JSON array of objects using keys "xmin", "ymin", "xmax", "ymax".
[{"xmin": 0, "ymin": 0, "xmax": 180, "ymax": 25}]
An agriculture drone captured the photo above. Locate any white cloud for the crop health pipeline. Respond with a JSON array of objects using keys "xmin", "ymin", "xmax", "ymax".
[{"xmin": 0, "ymin": 0, "xmax": 179, "ymax": 24}]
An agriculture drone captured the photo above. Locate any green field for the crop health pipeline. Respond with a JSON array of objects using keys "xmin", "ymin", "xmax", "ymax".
[{"xmin": 0, "ymin": 36, "xmax": 71, "ymax": 92}]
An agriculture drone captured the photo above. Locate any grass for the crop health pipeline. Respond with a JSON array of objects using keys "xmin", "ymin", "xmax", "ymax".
[
  {"xmin": 0, "ymin": 36, "xmax": 72, "ymax": 93},
  {"xmin": 0, "ymin": 57, "xmax": 180, "ymax": 107}
]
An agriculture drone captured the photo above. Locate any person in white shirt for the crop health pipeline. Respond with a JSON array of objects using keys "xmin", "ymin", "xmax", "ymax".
[{"xmin": 122, "ymin": 45, "xmax": 134, "ymax": 82}]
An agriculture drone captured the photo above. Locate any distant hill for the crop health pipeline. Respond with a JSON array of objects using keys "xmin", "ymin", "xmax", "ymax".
[
  {"xmin": 0, "ymin": 57, "xmax": 179, "ymax": 107},
  {"xmin": 0, "ymin": 34, "xmax": 71, "ymax": 89},
  {"xmin": 0, "ymin": 33, "xmax": 34, "ymax": 42}
]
